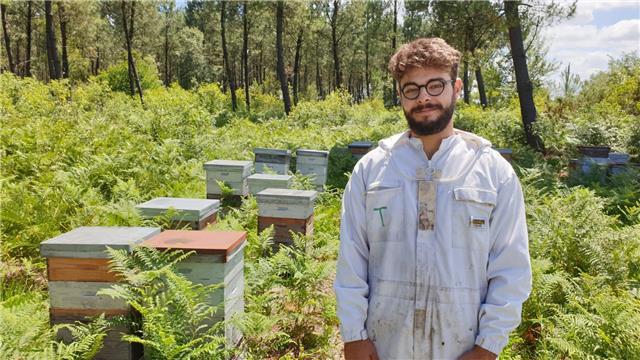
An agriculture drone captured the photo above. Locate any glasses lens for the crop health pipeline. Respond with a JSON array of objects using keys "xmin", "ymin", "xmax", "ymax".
[
  {"xmin": 403, "ymin": 84, "xmax": 420, "ymax": 99},
  {"xmin": 426, "ymin": 80, "xmax": 445, "ymax": 96}
]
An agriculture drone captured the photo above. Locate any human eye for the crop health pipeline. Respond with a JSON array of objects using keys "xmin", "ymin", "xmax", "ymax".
[
  {"xmin": 403, "ymin": 84, "xmax": 420, "ymax": 98},
  {"xmin": 427, "ymin": 81, "xmax": 444, "ymax": 92}
]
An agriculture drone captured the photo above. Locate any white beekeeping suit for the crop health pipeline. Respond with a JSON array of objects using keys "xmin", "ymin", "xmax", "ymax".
[{"xmin": 335, "ymin": 129, "xmax": 532, "ymax": 359}]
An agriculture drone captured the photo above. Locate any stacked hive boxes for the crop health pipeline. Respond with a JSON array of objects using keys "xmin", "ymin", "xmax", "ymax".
[
  {"xmin": 142, "ymin": 230, "xmax": 247, "ymax": 345},
  {"xmin": 348, "ymin": 141, "xmax": 374, "ymax": 160},
  {"xmin": 256, "ymin": 188, "xmax": 317, "ymax": 246},
  {"xmin": 247, "ymin": 173, "xmax": 292, "ymax": 195},
  {"xmin": 254, "ymin": 148, "xmax": 291, "ymax": 175},
  {"xmin": 204, "ymin": 160, "xmax": 252, "ymax": 201},
  {"xmin": 40, "ymin": 226, "xmax": 161, "ymax": 360},
  {"xmin": 296, "ymin": 149, "xmax": 329, "ymax": 190},
  {"xmin": 135, "ymin": 197, "xmax": 220, "ymax": 230}
]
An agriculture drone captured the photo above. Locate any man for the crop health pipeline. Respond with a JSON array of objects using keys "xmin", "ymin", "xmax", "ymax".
[{"xmin": 334, "ymin": 38, "xmax": 532, "ymax": 360}]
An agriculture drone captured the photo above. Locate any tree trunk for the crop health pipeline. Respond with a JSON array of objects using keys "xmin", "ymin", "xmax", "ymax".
[
  {"xmin": 1, "ymin": 4, "xmax": 15, "ymax": 74},
  {"xmin": 45, "ymin": 0, "xmax": 61, "ymax": 80},
  {"xmin": 276, "ymin": 1, "xmax": 291, "ymax": 114},
  {"xmin": 221, "ymin": 1, "xmax": 237, "ymax": 111},
  {"xmin": 293, "ymin": 28, "xmax": 303, "ymax": 105},
  {"xmin": 25, "ymin": 0, "xmax": 32, "ymax": 76},
  {"xmin": 95, "ymin": 46, "xmax": 100, "ymax": 75},
  {"xmin": 331, "ymin": 0, "xmax": 341, "ymax": 89},
  {"xmin": 121, "ymin": 1, "xmax": 143, "ymax": 104},
  {"xmin": 463, "ymin": 60, "xmax": 470, "ymax": 104},
  {"xmin": 391, "ymin": 0, "xmax": 398, "ymax": 105},
  {"xmin": 316, "ymin": 56, "xmax": 323, "ymax": 99},
  {"xmin": 163, "ymin": 6, "xmax": 170, "ymax": 87},
  {"xmin": 242, "ymin": 1, "xmax": 250, "ymax": 111},
  {"xmin": 505, "ymin": 0, "xmax": 544, "ymax": 152},
  {"xmin": 476, "ymin": 67, "xmax": 488, "ymax": 108},
  {"xmin": 365, "ymin": 39, "xmax": 370, "ymax": 98},
  {"xmin": 59, "ymin": 2, "xmax": 69, "ymax": 78}
]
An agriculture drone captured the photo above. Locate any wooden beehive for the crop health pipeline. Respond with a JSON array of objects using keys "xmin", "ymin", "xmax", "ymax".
[
  {"xmin": 255, "ymin": 189, "xmax": 317, "ymax": 245},
  {"xmin": 254, "ymin": 148, "xmax": 291, "ymax": 175},
  {"xmin": 296, "ymin": 149, "xmax": 329, "ymax": 189},
  {"xmin": 348, "ymin": 141, "xmax": 374, "ymax": 159},
  {"xmin": 203, "ymin": 160, "xmax": 252, "ymax": 197},
  {"xmin": 135, "ymin": 197, "xmax": 220, "ymax": 230},
  {"xmin": 141, "ymin": 230, "xmax": 247, "ymax": 346},
  {"xmin": 247, "ymin": 173, "xmax": 293, "ymax": 195},
  {"xmin": 41, "ymin": 226, "xmax": 161, "ymax": 360}
]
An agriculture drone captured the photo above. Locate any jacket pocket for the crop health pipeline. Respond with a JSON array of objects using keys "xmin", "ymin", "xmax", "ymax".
[
  {"xmin": 452, "ymin": 187, "xmax": 496, "ymax": 249},
  {"xmin": 365, "ymin": 186, "xmax": 403, "ymax": 242}
]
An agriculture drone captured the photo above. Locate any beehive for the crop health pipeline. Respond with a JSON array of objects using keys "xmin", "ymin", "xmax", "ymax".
[
  {"xmin": 296, "ymin": 149, "xmax": 329, "ymax": 190},
  {"xmin": 203, "ymin": 160, "xmax": 252, "ymax": 198},
  {"xmin": 254, "ymin": 148, "xmax": 291, "ymax": 175},
  {"xmin": 41, "ymin": 226, "xmax": 161, "ymax": 360},
  {"xmin": 135, "ymin": 197, "xmax": 220, "ymax": 230},
  {"xmin": 247, "ymin": 174, "xmax": 293, "ymax": 195},
  {"xmin": 255, "ymin": 189, "xmax": 317, "ymax": 245},
  {"xmin": 142, "ymin": 230, "xmax": 247, "ymax": 345},
  {"xmin": 348, "ymin": 141, "xmax": 374, "ymax": 159}
]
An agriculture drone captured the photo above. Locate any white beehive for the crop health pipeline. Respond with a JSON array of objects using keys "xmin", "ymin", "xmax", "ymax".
[
  {"xmin": 254, "ymin": 148, "xmax": 291, "ymax": 175},
  {"xmin": 247, "ymin": 174, "xmax": 293, "ymax": 194},
  {"xmin": 204, "ymin": 160, "xmax": 253, "ymax": 196},
  {"xmin": 135, "ymin": 197, "xmax": 220, "ymax": 230}
]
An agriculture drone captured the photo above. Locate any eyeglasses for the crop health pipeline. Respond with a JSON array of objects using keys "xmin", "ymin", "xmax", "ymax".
[{"xmin": 401, "ymin": 79, "xmax": 455, "ymax": 99}]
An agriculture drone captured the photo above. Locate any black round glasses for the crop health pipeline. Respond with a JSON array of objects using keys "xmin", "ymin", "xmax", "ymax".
[{"xmin": 401, "ymin": 79, "xmax": 455, "ymax": 99}]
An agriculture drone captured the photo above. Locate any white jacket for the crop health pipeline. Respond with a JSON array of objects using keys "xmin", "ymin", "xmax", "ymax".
[{"xmin": 335, "ymin": 130, "xmax": 532, "ymax": 359}]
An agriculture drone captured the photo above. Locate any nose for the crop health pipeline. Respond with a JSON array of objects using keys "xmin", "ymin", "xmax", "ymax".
[{"xmin": 416, "ymin": 87, "xmax": 432, "ymax": 104}]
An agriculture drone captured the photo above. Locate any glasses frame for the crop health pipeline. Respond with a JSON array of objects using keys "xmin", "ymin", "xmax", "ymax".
[{"xmin": 401, "ymin": 79, "xmax": 455, "ymax": 100}]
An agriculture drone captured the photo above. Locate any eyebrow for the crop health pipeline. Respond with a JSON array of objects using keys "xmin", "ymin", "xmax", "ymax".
[{"xmin": 402, "ymin": 77, "xmax": 448, "ymax": 87}]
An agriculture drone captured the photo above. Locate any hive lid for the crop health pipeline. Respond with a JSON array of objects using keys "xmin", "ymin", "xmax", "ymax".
[
  {"xmin": 256, "ymin": 188, "xmax": 317, "ymax": 202},
  {"xmin": 296, "ymin": 149, "xmax": 329, "ymax": 158},
  {"xmin": 142, "ymin": 230, "xmax": 247, "ymax": 260},
  {"xmin": 247, "ymin": 174, "xmax": 293, "ymax": 181},
  {"xmin": 253, "ymin": 148, "xmax": 291, "ymax": 156},
  {"xmin": 135, "ymin": 197, "xmax": 220, "ymax": 221},
  {"xmin": 203, "ymin": 160, "xmax": 253, "ymax": 173},
  {"xmin": 348, "ymin": 141, "xmax": 373, "ymax": 149},
  {"xmin": 40, "ymin": 226, "xmax": 161, "ymax": 258},
  {"xmin": 493, "ymin": 148, "xmax": 513, "ymax": 154}
]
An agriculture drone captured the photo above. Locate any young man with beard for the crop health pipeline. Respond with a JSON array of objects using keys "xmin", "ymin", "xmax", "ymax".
[{"xmin": 334, "ymin": 38, "xmax": 532, "ymax": 360}]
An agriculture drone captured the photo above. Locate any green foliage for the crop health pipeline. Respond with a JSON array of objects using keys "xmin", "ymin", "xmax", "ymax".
[
  {"xmin": 99, "ymin": 246, "xmax": 231, "ymax": 359},
  {"xmin": 95, "ymin": 54, "xmax": 162, "ymax": 94}
]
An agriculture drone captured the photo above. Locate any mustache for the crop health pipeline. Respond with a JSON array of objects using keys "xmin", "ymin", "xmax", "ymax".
[{"xmin": 411, "ymin": 103, "xmax": 442, "ymax": 113}]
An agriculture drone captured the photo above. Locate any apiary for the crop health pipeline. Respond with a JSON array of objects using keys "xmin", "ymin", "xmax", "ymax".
[
  {"xmin": 296, "ymin": 149, "xmax": 329, "ymax": 189},
  {"xmin": 255, "ymin": 188, "xmax": 317, "ymax": 245},
  {"xmin": 41, "ymin": 226, "xmax": 161, "ymax": 360},
  {"xmin": 254, "ymin": 148, "xmax": 291, "ymax": 175},
  {"xmin": 135, "ymin": 197, "xmax": 220, "ymax": 230},
  {"xmin": 142, "ymin": 230, "xmax": 247, "ymax": 345},
  {"xmin": 247, "ymin": 173, "xmax": 293, "ymax": 195},
  {"xmin": 203, "ymin": 160, "xmax": 252, "ymax": 199},
  {"xmin": 348, "ymin": 141, "xmax": 374, "ymax": 159}
]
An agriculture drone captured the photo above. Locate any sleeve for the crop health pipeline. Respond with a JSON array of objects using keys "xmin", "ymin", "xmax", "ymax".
[
  {"xmin": 334, "ymin": 162, "xmax": 371, "ymax": 343},
  {"xmin": 475, "ymin": 171, "xmax": 532, "ymax": 355}
]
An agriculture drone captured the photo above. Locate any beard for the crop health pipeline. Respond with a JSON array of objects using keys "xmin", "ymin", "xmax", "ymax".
[{"xmin": 404, "ymin": 96, "xmax": 456, "ymax": 136}]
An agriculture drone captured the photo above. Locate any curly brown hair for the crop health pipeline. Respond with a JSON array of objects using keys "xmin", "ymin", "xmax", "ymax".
[{"xmin": 388, "ymin": 38, "xmax": 461, "ymax": 82}]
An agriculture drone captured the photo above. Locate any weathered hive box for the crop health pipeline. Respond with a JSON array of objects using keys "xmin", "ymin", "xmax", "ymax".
[
  {"xmin": 348, "ymin": 141, "xmax": 374, "ymax": 159},
  {"xmin": 608, "ymin": 152, "xmax": 631, "ymax": 175},
  {"xmin": 254, "ymin": 148, "xmax": 291, "ymax": 175},
  {"xmin": 41, "ymin": 226, "xmax": 161, "ymax": 360},
  {"xmin": 494, "ymin": 148, "xmax": 513, "ymax": 163},
  {"xmin": 247, "ymin": 174, "xmax": 293, "ymax": 195},
  {"xmin": 256, "ymin": 189, "xmax": 317, "ymax": 245},
  {"xmin": 203, "ymin": 160, "xmax": 252, "ymax": 197},
  {"xmin": 135, "ymin": 197, "xmax": 220, "ymax": 230},
  {"xmin": 141, "ymin": 230, "xmax": 247, "ymax": 346},
  {"xmin": 296, "ymin": 149, "xmax": 329, "ymax": 189}
]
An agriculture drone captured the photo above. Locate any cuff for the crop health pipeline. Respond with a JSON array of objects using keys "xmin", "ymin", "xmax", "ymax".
[
  {"xmin": 340, "ymin": 327, "xmax": 368, "ymax": 343},
  {"xmin": 475, "ymin": 336, "xmax": 506, "ymax": 356}
]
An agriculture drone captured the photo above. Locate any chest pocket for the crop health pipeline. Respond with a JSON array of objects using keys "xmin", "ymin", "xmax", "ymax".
[
  {"xmin": 452, "ymin": 187, "xmax": 496, "ymax": 249},
  {"xmin": 365, "ymin": 185, "xmax": 403, "ymax": 242}
]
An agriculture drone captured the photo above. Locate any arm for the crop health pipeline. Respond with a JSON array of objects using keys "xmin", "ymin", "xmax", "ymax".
[
  {"xmin": 334, "ymin": 163, "xmax": 371, "ymax": 343},
  {"xmin": 474, "ymin": 173, "xmax": 532, "ymax": 355}
]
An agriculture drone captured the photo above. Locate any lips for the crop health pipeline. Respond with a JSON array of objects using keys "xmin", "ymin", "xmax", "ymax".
[{"xmin": 412, "ymin": 105, "xmax": 441, "ymax": 114}]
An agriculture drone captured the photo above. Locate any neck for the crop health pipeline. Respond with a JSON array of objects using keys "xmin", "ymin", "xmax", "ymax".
[{"xmin": 411, "ymin": 126, "xmax": 454, "ymax": 160}]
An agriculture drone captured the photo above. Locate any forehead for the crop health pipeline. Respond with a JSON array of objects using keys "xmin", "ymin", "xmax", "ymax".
[{"xmin": 400, "ymin": 66, "xmax": 451, "ymax": 86}]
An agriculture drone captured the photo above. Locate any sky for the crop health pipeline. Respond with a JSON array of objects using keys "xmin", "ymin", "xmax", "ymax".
[{"xmin": 542, "ymin": 0, "xmax": 640, "ymax": 85}]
